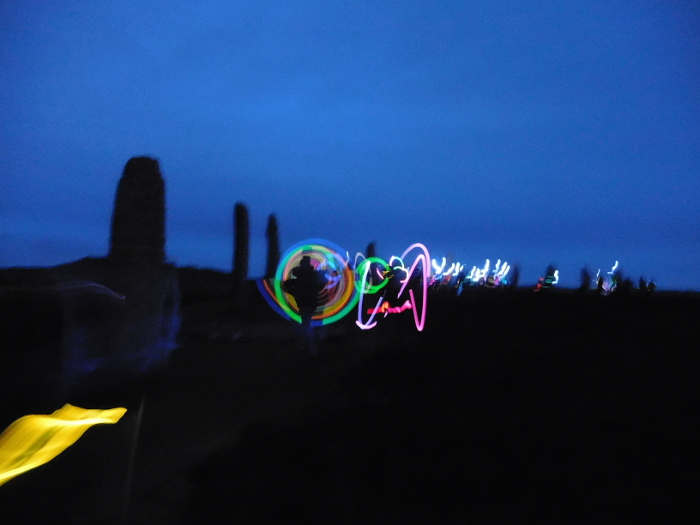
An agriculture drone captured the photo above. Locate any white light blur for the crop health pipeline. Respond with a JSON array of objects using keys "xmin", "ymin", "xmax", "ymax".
[{"xmin": 432, "ymin": 257, "xmax": 446, "ymax": 275}]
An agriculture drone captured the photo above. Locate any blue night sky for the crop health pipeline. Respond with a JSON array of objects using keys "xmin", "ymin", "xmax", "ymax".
[{"xmin": 1, "ymin": 1, "xmax": 699, "ymax": 289}]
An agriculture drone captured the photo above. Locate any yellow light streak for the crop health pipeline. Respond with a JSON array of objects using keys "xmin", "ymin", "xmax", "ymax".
[{"xmin": 0, "ymin": 404, "xmax": 127, "ymax": 486}]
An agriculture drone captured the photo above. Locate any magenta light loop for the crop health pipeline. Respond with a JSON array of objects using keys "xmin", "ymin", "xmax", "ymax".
[
  {"xmin": 397, "ymin": 243, "xmax": 430, "ymax": 331},
  {"xmin": 355, "ymin": 242, "xmax": 430, "ymax": 332}
]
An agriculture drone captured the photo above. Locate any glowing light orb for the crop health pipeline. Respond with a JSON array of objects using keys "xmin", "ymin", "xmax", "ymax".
[
  {"xmin": 0, "ymin": 404, "xmax": 127, "ymax": 487},
  {"xmin": 257, "ymin": 239, "xmax": 358, "ymax": 326}
]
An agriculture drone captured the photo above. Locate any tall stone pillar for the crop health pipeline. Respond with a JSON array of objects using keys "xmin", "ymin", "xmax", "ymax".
[
  {"xmin": 109, "ymin": 156, "xmax": 165, "ymax": 263},
  {"xmin": 265, "ymin": 213, "xmax": 280, "ymax": 279},
  {"xmin": 232, "ymin": 202, "xmax": 250, "ymax": 309}
]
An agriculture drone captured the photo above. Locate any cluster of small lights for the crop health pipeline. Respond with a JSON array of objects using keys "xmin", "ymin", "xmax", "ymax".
[
  {"xmin": 431, "ymin": 257, "xmax": 466, "ymax": 279},
  {"xmin": 260, "ymin": 242, "xmax": 657, "ymax": 333},
  {"xmin": 446, "ymin": 258, "xmax": 512, "ymax": 293},
  {"xmin": 258, "ymin": 240, "xmax": 430, "ymax": 330}
]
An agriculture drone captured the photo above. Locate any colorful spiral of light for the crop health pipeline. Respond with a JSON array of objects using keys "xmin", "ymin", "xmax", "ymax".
[{"xmin": 257, "ymin": 239, "xmax": 358, "ymax": 326}]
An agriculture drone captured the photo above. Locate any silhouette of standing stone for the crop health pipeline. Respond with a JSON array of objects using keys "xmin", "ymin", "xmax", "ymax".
[
  {"xmin": 638, "ymin": 277, "xmax": 647, "ymax": 293},
  {"xmin": 509, "ymin": 265, "xmax": 520, "ymax": 290},
  {"xmin": 0, "ymin": 157, "xmax": 181, "ymax": 407},
  {"xmin": 579, "ymin": 267, "xmax": 591, "ymax": 293},
  {"xmin": 233, "ymin": 202, "xmax": 250, "ymax": 308},
  {"xmin": 265, "ymin": 214, "xmax": 280, "ymax": 279},
  {"xmin": 109, "ymin": 157, "xmax": 165, "ymax": 263},
  {"xmin": 366, "ymin": 242, "xmax": 376, "ymax": 259}
]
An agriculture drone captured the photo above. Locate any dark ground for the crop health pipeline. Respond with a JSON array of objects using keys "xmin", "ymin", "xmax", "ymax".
[{"xmin": 1, "ymin": 277, "xmax": 698, "ymax": 524}]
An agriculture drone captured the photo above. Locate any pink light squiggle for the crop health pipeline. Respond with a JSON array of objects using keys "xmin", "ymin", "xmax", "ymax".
[
  {"xmin": 397, "ymin": 243, "xmax": 430, "ymax": 332},
  {"xmin": 355, "ymin": 243, "xmax": 430, "ymax": 332}
]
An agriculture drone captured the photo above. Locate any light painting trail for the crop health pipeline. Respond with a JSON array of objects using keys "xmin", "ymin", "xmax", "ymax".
[
  {"xmin": 454, "ymin": 257, "xmax": 511, "ymax": 293},
  {"xmin": 261, "ymin": 239, "xmax": 588, "ymax": 329},
  {"xmin": 0, "ymin": 404, "xmax": 127, "ymax": 487},
  {"xmin": 257, "ymin": 239, "xmax": 359, "ymax": 326},
  {"xmin": 398, "ymin": 243, "xmax": 431, "ymax": 331},
  {"xmin": 388, "ymin": 256, "xmax": 411, "ymax": 284},
  {"xmin": 432, "ymin": 257, "xmax": 446, "ymax": 276},
  {"xmin": 355, "ymin": 257, "xmax": 384, "ymax": 330},
  {"xmin": 355, "ymin": 243, "xmax": 430, "ymax": 331},
  {"xmin": 594, "ymin": 260, "xmax": 620, "ymax": 295},
  {"xmin": 355, "ymin": 257, "xmax": 391, "ymax": 295},
  {"xmin": 367, "ymin": 300, "xmax": 413, "ymax": 315},
  {"xmin": 258, "ymin": 239, "xmax": 430, "ymax": 331},
  {"xmin": 430, "ymin": 258, "xmax": 465, "ymax": 283},
  {"xmin": 353, "ymin": 252, "xmax": 366, "ymax": 271}
]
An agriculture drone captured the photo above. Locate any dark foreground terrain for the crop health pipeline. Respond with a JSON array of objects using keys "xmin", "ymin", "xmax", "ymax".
[{"xmin": 1, "ymin": 287, "xmax": 699, "ymax": 524}]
